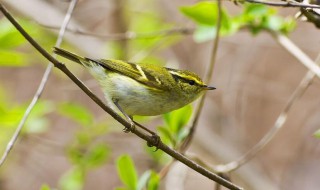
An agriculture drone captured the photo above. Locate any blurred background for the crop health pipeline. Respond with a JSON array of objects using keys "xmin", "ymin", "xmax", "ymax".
[{"xmin": 0, "ymin": 0, "xmax": 320, "ymax": 189}]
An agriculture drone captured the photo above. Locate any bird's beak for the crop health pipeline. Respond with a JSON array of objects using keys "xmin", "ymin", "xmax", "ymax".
[{"xmin": 203, "ymin": 85, "xmax": 216, "ymax": 90}]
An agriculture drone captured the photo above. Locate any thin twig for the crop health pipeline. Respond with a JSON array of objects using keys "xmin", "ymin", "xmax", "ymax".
[
  {"xmin": 0, "ymin": 4, "xmax": 242, "ymax": 190},
  {"xmin": 159, "ymin": 0, "xmax": 223, "ymax": 180},
  {"xmin": 213, "ymin": 32, "xmax": 320, "ymax": 173},
  {"xmin": 273, "ymin": 32, "xmax": 320, "ymax": 79},
  {"xmin": 180, "ymin": 0, "xmax": 222, "ymax": 152},
  {"xmin": 0, "ymin": 0, "xmax": 79, "ymax": 167},
  {"xmin": 39, "ymin": 23, "xmax": 194, "ymax": 40},
  {"xmin": 245, "ymin": 0, "xmax": 320, "ymax": 9}
]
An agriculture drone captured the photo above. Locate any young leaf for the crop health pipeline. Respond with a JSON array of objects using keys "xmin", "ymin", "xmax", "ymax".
[
  {"xmin": 137, "ymin": 170, "xmax": 151, "ymax": 190},
  {"xmin": 39, "ymin": 184, "xmax": 51, "ymax": 190},
  {"xmin": 147, "ymin": 171, "xmax": 160, "ymax": 190},
  {"xmin": 58, "ymin": 102, "xmax": 93, "ymax": 126},
  {"xmin": 314, "ymin": 129, "xmax": 320, "ymax": 138},
  {"xmin": 116, "ymin": 155, "xmax": 138, "ymax": 190},
  {"xmin": 85, "ymin": 144, "xmax": 110, "ymax": 168},
  {"xmin": 59, "ymin": 167, "xmax": 84, "ymax": 190},
  {"xmin": 0, "ymin": 50, "xmax": 29, "ymax": 67},
  {"xmin": 164, "ymin": 104, "xmax": 192, "ymax": 134},
  {"xmin": 157, "ymin": 126, "xmax": 175, "ymax": 146},
  {"xmin": 180, "ymin": 2, "xmax": 219, "ymax": 26},
  {"xmin": 180, "ymin": 1, "xmax": 236, "ymax": 40}
]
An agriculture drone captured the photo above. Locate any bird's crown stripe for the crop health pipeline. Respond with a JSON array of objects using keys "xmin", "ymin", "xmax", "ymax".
[{"xmin": 169, "ymin": 71, "xmax": 202, "ymax": 84}]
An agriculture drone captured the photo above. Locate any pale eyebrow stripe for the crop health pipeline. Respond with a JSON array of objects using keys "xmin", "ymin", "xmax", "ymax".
[{"xmin": 169, "ymin": 70, "xmax": 203, "ymax": 85}]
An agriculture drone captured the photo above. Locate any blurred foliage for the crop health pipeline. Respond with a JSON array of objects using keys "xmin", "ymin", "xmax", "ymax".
[
  {"xmin": 116, "ymin": 154, "xmax": 159, "ymax": 190},
  {"xmin": 314, "ymin": 129, "xmax": 320, "ymax": 138},
  {"xmin": 59, "ymin": 166, "xmax": 85, "ymax": 190},
  {"xmin": 58, "ymin": 102, "xmax": 94, "ymax": 126},
  {"xmin": 180, "ymin": 2, "xmax": 296, "ymax": 42},
  {"xmin": 59, "ymin": 121, "xmax": 110, "ymax": 190},
  {"xmin": 121, "ymin": 0, "xmax": 181, "ymax": 65},
  {"xmin": 0, "ymin": 18, "xmax": 56, "ymax": 66},
  {"xmin": 0, "ymin": 0, "xmax": 304, "ymax": 189},
  {"xmin": 0, "ymin": 85, "xmax": 54, "ymax": 153},
  {"xmin": 145, "ymin": 105, "xmax": 193, "ymax": 165},
  {"xmin": 161, "ymin": 104, "xmax": 192, "ymax": 148},
  {"xmin": 40, "ymin": 184, "xmax": 52, "ymax": 190}
]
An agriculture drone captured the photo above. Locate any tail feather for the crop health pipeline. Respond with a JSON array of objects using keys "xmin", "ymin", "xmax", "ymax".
[{"xmin": 53, "ymin": 47, "xmax": 88, "ymax": 66}]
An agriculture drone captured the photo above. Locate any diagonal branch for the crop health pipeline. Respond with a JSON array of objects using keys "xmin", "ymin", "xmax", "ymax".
[
  {"xmin": 0, "ymin": 0, "xmax": 79, "ymax": 167},
  {"xmin": 0, "ymin": 3, "xmax": 242, "ymax": 190}
]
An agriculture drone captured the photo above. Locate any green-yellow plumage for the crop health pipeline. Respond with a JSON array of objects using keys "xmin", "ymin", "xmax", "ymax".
[{"xmin": 53, "ymin": 47, "xmax": 215, "ymax": 116}]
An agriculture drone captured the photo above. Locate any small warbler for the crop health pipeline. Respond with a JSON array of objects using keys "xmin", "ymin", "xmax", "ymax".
[{"xmin": 53, "ymin": 47, "xmax": 215, "ymax": 131}]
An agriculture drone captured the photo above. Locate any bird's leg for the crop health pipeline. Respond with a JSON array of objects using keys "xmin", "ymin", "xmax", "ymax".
[
  {"xmin": 113, "ymin": 99, "xmax": 135, "ymax": 133},
  {"xmin": 134, "ymin": 120, "xmax": 160, "ymax": 150},
  {"xmin": 112, "ymin": 99, "xmax": 160, "ymax": 149}
]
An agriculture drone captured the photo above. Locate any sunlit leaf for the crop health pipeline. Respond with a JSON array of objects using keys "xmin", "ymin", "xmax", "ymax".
[
  {"xmin": 137, "ymin": 170, "xmax": 151, "ymax": 190},
  {"xmin": 157, "ymin": 126, "xmax": 175, "ymax": 146},
  {"xmin": 164, "ymin": 104, "xmax": 192, "ymax": 134},
  {"xmin": 0, "ymin": 50, "xmax": 29, "ymax": 66},
  {"xmin": 147, "ymin": 171, "xmax": 159, "ymax": 190},
  {"xmin": 180, "ymin": 1, "xmax": 237, "ymax": 41},
  {"xmin": 314, "ymin": 129, "xmax": 320, "ymax": 138},
  {"xmin": 116, "ymin": 155, "xmax": 138, "ymax": 190},
  {"xmin": 0, "ymin": 19, "xmax": 28, "ymax": 49},
  {"xmin": 85, "ymin": 144, "xmax": 110, "ymax": 168},
  {"xmin": 59, "ymin": 167, "xmax": 84, "ymax": 190},
  {"xmin": 180, "ymin": 2, "xmax": 219, "ymax": 26},
  {"xmin": 40, "ymin": 184, "xmax": 51, "ymax": 190},
  {"xmin": 58, "ymin": 102, "xmax": 93, "ymax": 126}
]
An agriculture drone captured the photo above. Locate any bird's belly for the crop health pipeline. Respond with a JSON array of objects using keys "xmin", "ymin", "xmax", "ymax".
[{"xmin": 100, "ymin": 74, "xmax": 182, "ymax": 116}]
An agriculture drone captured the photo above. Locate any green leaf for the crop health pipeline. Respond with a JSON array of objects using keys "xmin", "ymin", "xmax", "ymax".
[
  {"xmin": 0, "ymin": 50, "xmax": 29, "ymax": 67},
  {"xmin": 116, "ymin": 155, "xmax": 138, "ymax": 190},
  {"xmin": 280, "ymin": 18, "xmax": 296, "ymax": 34},
  {"xmin": 263, "ymin": 16, "xmax": 283, "ymax": 31},
  {"xmin": 177, "ymin": 127, "xmax": 190, "ymax": 143},
  {"xmin": 164, "ymin": 104, "xmax": 192, "ymax": 134},
  {"xmin": 59, "ymin": 167, "xmax": 84, "ymax": 190},
  {"xmin": 157, "ymin": 126, "xmax": 175, "ymax": 146},
  {"xmin": 243, "ymin": 4, "xmax": 270, "ymax": 17},
  {"xmin": 137, "ymin": 170, "xmax": 152, "ymax": 190},
  {"xmin": 136, "ymin": 170, "xmax": 159, "ymax": 190},
  {"xmin": 24, "ymin": 101, "xmax": 54, "ymax": 133},
  {"xmin": 240, "ymin": 4, "xmax": 296, "ymax": 34},
  {"xmin": 180, "ymin": 2, "xmax": 219, "ymax": 26},
  {"xmin": 25, "ymin": 117, "xmax": 49, "ymax": 133},
  {"xmin": 85, "ymin": 144, "xmax": 110, "ymax": 168},
  {"xmin": 0, "ymin": 19, "xmax": 27, "ymax": 49},
  {"xmin": 58, "ymin": 102, "xmax": 93, "ymax": 126},
  {"xmin": 194, "ymin": 25, "xmax": 216, "ymax": 43},
  {"xmin": 40, "ymin": 184, "xmax": 51, "ymax": 190},
  {"xmin": 147, "ymin": 171, "xmax": 160, "ymax": 190},
  {"xmin": 180, "ymin": 2, "xmax": 237, "ymax": 41},
  {"xmin": 314, "ymin": 129, "xmax": 320, "ymax": 138}
]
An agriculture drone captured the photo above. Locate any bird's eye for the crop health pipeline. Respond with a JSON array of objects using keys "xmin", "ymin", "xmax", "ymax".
[{"xmin": 188, "ymin": 80, "xmax": 195, "ymax": 85}]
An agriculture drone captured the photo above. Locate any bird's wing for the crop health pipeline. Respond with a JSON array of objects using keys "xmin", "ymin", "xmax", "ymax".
[{"xmin": 96, "ymin": 59, "xmax": 169, "ymax": 91}]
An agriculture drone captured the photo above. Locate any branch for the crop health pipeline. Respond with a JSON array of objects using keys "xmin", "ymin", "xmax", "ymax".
[
  {"xmin": 245, "ymin": 0, "xmax": 320, "ymax": 9},
  {"xmin": 0, "ymin": 4, "xmax": 242, "ymax": 190},
  {"xmin": 39, "ymin": 23, "xmax": 194, "ymax": 40},
  {"xmin": 0, "ymin": 0, "xmax": 79, "ymax": 167},
  {"xmin": 272, "ymin": 32, "xmax": 320, "ymax": 79}
]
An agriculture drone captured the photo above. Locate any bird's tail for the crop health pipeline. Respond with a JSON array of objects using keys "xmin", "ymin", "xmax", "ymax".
[{"xmin": 53, "ymin": 47, "xmax": 91, "ymax": 67}]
